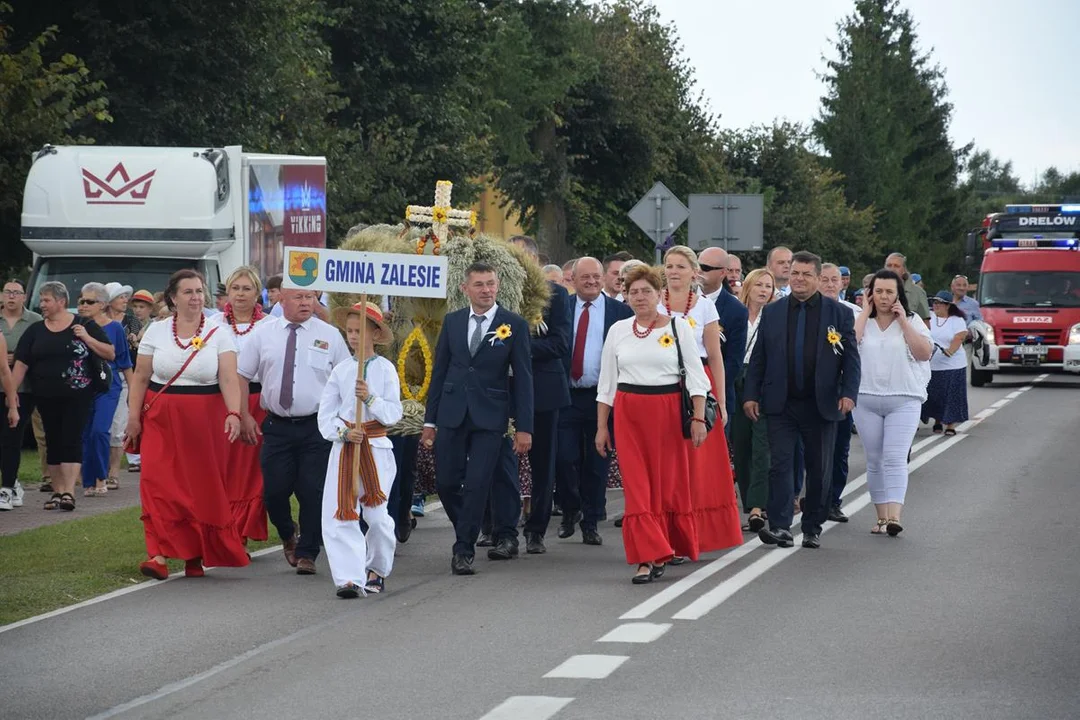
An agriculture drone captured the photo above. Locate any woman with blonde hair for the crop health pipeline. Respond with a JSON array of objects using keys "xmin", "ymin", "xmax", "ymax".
[
  {"xmin": 596, "ymin": 264, "xmax": 710, "ymax": 583},
  {"xmin": 213, "ymin": 266, "xmax": 273, "ymax": 544},
  {"xmin": 658, "ymin": 245, "xmax": 741, "ymax": 555},
  {"xmin": 731, "ymin": 269, "xmax": 775, "ymax": 530}
]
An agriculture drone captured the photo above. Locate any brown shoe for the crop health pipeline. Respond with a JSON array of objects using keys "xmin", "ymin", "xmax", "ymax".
[
  {"xmin": 282, "ymin": 535, "xmax": 298, "ymax": 567},
  {"xmin": 296, "ymin": 557, "xmax": 316, "ymax": 575}
]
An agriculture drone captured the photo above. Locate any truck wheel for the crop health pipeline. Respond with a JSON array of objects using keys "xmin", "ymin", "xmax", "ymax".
[{"xmin": 970, "ymin": 366, "xmax": 992, "ymax": 387}]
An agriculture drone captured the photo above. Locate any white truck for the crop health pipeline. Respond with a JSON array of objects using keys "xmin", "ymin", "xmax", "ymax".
[{"xmin": 20, "ymin": 144, "xmax": 327, "ymax": 307}]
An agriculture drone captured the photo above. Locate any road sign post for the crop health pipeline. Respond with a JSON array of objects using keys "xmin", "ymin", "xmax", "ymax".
[{"xmin": 628, "ymin": 181, "xmax": 690, "ymax": 264}]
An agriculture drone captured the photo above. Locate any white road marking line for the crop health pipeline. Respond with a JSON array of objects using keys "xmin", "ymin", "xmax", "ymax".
[
  {"xmin": 1005, "ymin": 391, "xmax": 1022, "ymax": 400},
  {"xmin": 0, "ymin": 544, "xmax": 283, "ymax": 636},
  {"xmin": 425, "ymin": 500, "xmax": 444, "ymax": 514},
  {"xmin": 478, "ymin": 696, "xmax": 574, "ymax": 720},
  {"xmin": 596, "ymin": 623, "xmax": 673, "ymax": 644},
  {"xmin": 990, "ymin": 399, "xmax": 1009, "ymax": 409},
  {"xmin": 543, "ymin": 654, "xmax": 629, "ymax": 680},
  {"xmin": 671, "ymin": 435, "xmax": 967, "ymax": 621}
]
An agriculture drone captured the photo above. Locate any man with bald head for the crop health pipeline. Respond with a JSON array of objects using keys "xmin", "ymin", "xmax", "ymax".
[
  {"xmin": 768, "ymin": 246, "xmax": 794, "ymax": 299},
  {"xmin": 555, "ymin": 257, "xmax": 633, "ymax": 545},
  {"xmin": 700, "ymin": 246, "xmax": 748, "ymax": 435},
  {"xmin": 885, "ymin": 253, "xmax": 930, "ymax": 324},
  {"xmin": 726, "ymin": 254, "xmax": 743, "ymax": 290}
]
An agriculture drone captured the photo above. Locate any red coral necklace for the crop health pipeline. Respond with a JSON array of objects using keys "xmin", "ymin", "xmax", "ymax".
[
  {"xmin": 663, "ymin": 289, "xmax": 694, "ymax": 318},
  {"xmin": 172, "ymin": 314, "xmax": 206, "ymax": 350},
  {"xmin": 226, "ymin": 303, "xmax": 263, "ymax": 336},
  {"xmin": 632, "ymin": 315, "xmax": 659, "ymax": 338}
]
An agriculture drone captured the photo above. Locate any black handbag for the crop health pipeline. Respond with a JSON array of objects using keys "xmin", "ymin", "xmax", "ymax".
[
  {"xmin": 670, "ymin": 316, "xmax": 718, "ymax": 438},
  {"xmin": 76, "ymin": 318, "xmax": 114, "ymax": 395}
]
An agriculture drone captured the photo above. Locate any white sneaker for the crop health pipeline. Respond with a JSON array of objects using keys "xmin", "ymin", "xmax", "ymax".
[
  {"xmin": 12, "ymin": 481, "xmax": 24, "ymax": 507},
  {"xmin": 0, "ymin": 488, "xmax": 13, "ymax": 511}
]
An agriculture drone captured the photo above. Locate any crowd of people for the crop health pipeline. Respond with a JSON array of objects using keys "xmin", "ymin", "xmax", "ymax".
[{"xmin": 0, "ymin": 239, "xmax": 981, "ymax": 593}]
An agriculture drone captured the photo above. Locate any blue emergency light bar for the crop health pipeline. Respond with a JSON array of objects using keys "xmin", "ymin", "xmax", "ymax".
[{"xmin": 990, "ymin": 238, "xmax": 1079, "ymax": 249}]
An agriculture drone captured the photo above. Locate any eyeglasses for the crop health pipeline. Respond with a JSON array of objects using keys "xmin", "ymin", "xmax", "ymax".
[
  {"xmin": 2, "ymin": 290, "xmax": 24, "ymax": 297},
  {"xmin": 953, "ymin": 275, "xmax": 968, "ymax": 281},
  {"xmin": 77, "ymin": 299, "xmax": 99, "ymax": 306}
]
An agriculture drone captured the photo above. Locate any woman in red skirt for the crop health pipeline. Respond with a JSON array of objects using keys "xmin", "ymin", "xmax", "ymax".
[
  {"xmin": 595, "ymin": 264, "xmax": 711, "ymax": 584},
  {"xmin": 212, "ymin": 266, "xmax": 272, "ymax": 544},
  {"xmin": 125, "ymin": 269, "xmax": 249, "ymax": 580},
  {"xmin": 658, "ymin": 246, "xmax": 743, "ymax": 556}
]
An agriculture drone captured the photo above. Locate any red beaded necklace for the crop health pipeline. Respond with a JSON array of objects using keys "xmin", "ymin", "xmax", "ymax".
[
  {"xmin": 632, "ymin": 315, "xmax": 659, "ymax": 338},
  {"xmin": 225, "ymin": 302, "xmax": 264, "ymax": 337},
  {"xmin": 663, "ymin": 288, "xmax": 695, "ymax": 319},
  {"xmin": 172, "ymin": 314, "xmax": 206, "ymax": 350}
]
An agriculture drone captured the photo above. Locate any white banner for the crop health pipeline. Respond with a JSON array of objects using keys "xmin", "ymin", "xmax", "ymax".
[{"xmin": 281, "ymin": 246, "xmax": 449, "ymax": 299}]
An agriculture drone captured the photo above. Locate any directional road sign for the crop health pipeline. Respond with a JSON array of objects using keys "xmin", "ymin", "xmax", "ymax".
[
  {"xmin": 687, "ymin": 194, "xmax": 764, "ymax": 253},
  {"xmin": 628, "ymin": 182, "xmax": 690, "ymax": 255}
]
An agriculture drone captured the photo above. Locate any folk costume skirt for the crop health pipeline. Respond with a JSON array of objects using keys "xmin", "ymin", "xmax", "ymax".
[
  {"xmin": 686, "ymin": 366, "xmax": 744, "ymax": 554},
  {"xmin": 614, "ymin": 385, "xmax": 698, "ymax": 565},
  {"xmin": 224, "ymin": 385, "xmax": 268, "ymax": 542},
  {"xmin": 139, "ymin": 384, "xmax": 249, "ymax": 567}
]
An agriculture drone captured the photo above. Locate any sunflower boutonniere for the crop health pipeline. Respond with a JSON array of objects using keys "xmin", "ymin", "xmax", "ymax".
[
  {"xmin": 658, "ymin": 332, "xmax": 675, "ymax": 348},
  {"xmin": 190, "ymin": 335, "xmax": 204, "ymax": 350},
  {"xmin": 826, "ymin": 326, "xmax": 843, "ymax": 355},
  {"xmin": 487, "ymin": 323, "xmax": 513, "ymax": 347}
]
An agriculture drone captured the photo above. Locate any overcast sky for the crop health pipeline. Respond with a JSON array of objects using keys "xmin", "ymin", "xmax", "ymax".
[{"xmin": 649, "ymin": 0, "xmax": 1078, "ymax": 185}]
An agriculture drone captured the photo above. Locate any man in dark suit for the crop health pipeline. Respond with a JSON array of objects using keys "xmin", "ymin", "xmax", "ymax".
[
  {"xmin": 505, "ymin": 236, "xmax": 571, "ymax": 556},
  {"xmin": 699, "ymin": 246, "xmax": 748, "ymax": 437},
  {"xmin": 422, "ymin": 262, "xmax": 534, "ymax": 575},
  {"xmin": 743, "ymin": 250, "xmax": 860, "ymax": 549},
  {"xmin": 555, "ymin": 257, "xmax": 634, "ymax": 545}
]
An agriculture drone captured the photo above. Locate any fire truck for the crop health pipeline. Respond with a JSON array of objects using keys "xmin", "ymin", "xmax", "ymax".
[
  {"xmin": 966, "ymin": 204, "xmax": 1080, "ymax": 386},
  {"xmin": 20, "ymin": 145, "xmax": 327, "ymax": 308}
]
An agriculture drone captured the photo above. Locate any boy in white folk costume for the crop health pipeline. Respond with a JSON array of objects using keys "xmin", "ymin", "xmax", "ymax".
[{"xmin": 318, "ymin": 302, "xmax": 403, "ymax": 598}]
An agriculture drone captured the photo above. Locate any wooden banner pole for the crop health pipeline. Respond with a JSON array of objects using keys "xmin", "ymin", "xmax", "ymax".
[{"xmin": 352, "ymin": 293, "xmax": 368, "ymax": 496}]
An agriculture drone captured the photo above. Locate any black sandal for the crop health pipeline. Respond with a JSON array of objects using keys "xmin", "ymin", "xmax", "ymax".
[
  {"xmin": 44, "ymin": 493, "xmax": 62, "ymax": 510},
  {"xmin": 748, "ymin": 513, "xmax": 766, "ymax": 533},
  {"xmin": 58, "ymin": 493, "xmax": 76, "ymax": 511},
  {"xmin": 943, "ymin": 428, "xmax": 957, "ymax": 437},
  {"xmin": 631, "ymin": 564, "xmax": 653, "ymax": 584},
  {"xmin": 932, "ymin": 422, "xmax": 943, "ymax": 434},
  {"xmin": 650, "ymin": 563, "xmax": 666, "ymax": 580}
]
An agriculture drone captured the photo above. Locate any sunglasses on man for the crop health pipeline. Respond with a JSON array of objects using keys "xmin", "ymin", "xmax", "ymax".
[{"xmin": 699, "ymin": 263, "xmax": 726, "ymax": 273}]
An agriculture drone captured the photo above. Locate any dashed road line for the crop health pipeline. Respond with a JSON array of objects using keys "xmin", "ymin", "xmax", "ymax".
[
  {"xmin": 597, "ymin": 623, "xmax": 672, "ymax": 643},
  {"xmin": 477, "ymin": 696, "xmax": 574, "ymax": 720},
  {"xmin": 543, "ymin": 654, "xmax": 629, "ymax": 679}
]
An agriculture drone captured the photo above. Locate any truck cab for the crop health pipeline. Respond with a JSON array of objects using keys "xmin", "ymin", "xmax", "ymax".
[
  {"xmin": 968, "ymin": 204, "xmax": 1080, "ymax": 386},
  {"xmin": 20, "ymin": 145, "xmax": 326, "ymax": 309}
]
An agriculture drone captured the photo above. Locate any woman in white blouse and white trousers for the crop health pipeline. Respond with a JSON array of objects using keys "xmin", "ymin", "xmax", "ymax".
[
  {"xmin": 318, "ymin": 302, "xmax": 403, "ymax": 598},
  {"xmin": 852, "ymin": 270, "xmax": 933, "ymax": 537}
]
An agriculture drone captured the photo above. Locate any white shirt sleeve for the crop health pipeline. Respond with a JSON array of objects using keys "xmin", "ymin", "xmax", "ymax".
[
  {"xmin": 675, "ymin": 317, "xmax": 711, "ymax": 398},
  {"xmin": 596, "ymin": 320, "xmax": 623, "ymax": 406},
  {"xmin": 318, "ymin": 362, "xmax": 347, "ymax": 442},
  {"xmin": 213, "ymin": 327, "xmax": 237, "ymax": 355},
  {"xmin": 137, "ymin": 320, "xmax": 162, "ymax": 356},
  {"xmin": 365, "ymin": 357, "xmax": 404, "ymax": 427}
]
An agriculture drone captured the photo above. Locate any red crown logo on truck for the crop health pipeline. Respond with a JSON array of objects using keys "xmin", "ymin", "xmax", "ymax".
[{"xmin": 82, "ymin": 163, "xmax": 156, "ymax": 205}]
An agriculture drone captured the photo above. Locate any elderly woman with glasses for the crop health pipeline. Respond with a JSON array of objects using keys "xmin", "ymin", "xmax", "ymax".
[
  {"xmin": 11, "ymin": 282, "xmax": 114, "ymax": 511},
  {"xmin": 77, "ymin": 283, "xmax": 134, "ymax": 497}
]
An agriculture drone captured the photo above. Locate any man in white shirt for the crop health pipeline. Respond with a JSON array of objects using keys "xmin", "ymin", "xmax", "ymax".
[
  {"xmin": 819, "ymin": 263, "xmax": 860, "ymax": 523},
  {"xmin": 767, "ymin": 246, "xmax": 794, "ymax": 299},
  {"xmin": 555, "ymin": 257, "xmax": 632, "ymax": 545},
  {"xmin": 238, "ymin": 289, "xmax": 350, "ymax": 575},
  {"xmin": 270, "ymin": 291, "xmax": 331, "ymax": 321},
  {"xmin": 726, "ymin": 253, "xmax": 743, "ymax": 291}
]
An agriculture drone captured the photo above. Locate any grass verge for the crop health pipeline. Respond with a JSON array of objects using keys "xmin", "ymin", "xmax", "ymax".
[{"xmin": 0, "ymin": 503, "xmax": 293, "ymax": 627}]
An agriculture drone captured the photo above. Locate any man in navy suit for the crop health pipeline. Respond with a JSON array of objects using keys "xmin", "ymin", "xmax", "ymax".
[
  {"xmin": 743, "ymin": 251, "xmax": 860, "ymax": 549},
  {"xmin": 555, "ymin": 257, "xmax": 634, "ymax": 545},
  {"xmin": 422, "ymin": 262, "xmax": 534, "ymax": 575},
  {"xmin": 699, "ymin": 246, "xmax": 748, "ymax": 438},
  {"xmin": 502, "ymin": 235, "xmax": 571, "ymax": 556}
]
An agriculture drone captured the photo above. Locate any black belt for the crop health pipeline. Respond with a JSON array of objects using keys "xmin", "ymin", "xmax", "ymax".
[
  {"xmin": 617, "ymin": 383, "xmax": 680, "ymax": 395},
  {"xmin": 268, "ymin": 412, "xmax": 317, "ymax": 424},
  {"xmin": 570, "ymin": 386, "xmax": 597, "ymax": 393},
  {"xmin": 148, "ymin": 382, "xmax": 219, "ymax": 395},
  {"xmin": 248, "ymin": 382, "xmax": 263, "ymax": 393}
]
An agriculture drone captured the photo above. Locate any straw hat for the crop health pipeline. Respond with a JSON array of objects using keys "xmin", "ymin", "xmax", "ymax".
[
  {"xmin": 334, "ymin": 301, "xmax": 393, "ymax": 345},
  {"xmin": 131, "ymin": 289, "xmax": 155, "ymax": 304}
]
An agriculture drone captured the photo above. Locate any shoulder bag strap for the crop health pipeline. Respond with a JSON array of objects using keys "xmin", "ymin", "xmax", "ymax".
[
  {"xmin": 142, "ymin": 325, "xmax": 219, "ymax": 413},
  {"xmin": 670, "ymin": 316, "xmax": 687, "ymax": 387}
]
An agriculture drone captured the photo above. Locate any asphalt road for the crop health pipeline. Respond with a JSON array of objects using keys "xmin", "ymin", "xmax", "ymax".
[{"xmin": 2, "ymin": 372, "xmax": 1078, "ymax": 720}]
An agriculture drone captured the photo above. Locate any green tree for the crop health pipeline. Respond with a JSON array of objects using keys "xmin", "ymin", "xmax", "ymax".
[
  {"xmin": 815, "ymin": 0, "xmax": 969, "ymax": 289},
  {"xmin": 721, "ymin": 122, "xmax": 879, "ymax": 276},
  {"xmin": 0, "ymin": 3, "xmax": 110, "ymax": 275}
]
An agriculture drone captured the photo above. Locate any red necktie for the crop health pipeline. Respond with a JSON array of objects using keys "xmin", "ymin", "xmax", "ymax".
[{"xmin": 570, "ymin": 301, "xmax": 591, "ymax": 381}]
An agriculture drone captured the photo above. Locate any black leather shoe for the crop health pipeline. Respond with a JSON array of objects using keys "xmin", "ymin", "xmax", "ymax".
[
  {"xmin": 613, "ymin": 516, "xmax": 623, "ymax": 528},
  {"xmin": 451, "ymin": 554, "xmax": 475, "ymax": 575},
  {"xmin": 525, "ymin": 532, "xmax": 546, "ymax": 554},
  {"xmin": 581, "ymin": 529, "xmax": 602, "ymax": 546},
  {"xmin": 802, "ymin": 532, "xmax": 821, "ymax": 549},
  {"xmin": 395, "ymin": 520, "xmax": 413, "ymax": 544},
  {"xmin": 758, "ymin": 527, "xmax": 794, "ymax": 548},
  {"xmin": 827, "ymin": 506, "xmax": 849, "ymax": 523},
  {"xmin": 557, "ymin": 511, "xmax": 583, "ymax": 539},
  {"xmin": 476, "ymin": 533, "xmax": 495, "ymax": 547},
  {"xmin": 487, "ymin": 538, "xmax": 519, "ymax": 560}
]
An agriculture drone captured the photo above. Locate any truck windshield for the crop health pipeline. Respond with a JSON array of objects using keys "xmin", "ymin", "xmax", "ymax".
[
  {"xmin": 978, "ymin": 271, "xmax": 1080, "ymax": 308},
  {"xmin": 27, "ymin": 258, "xmax": 198, "ymax": 310}
]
